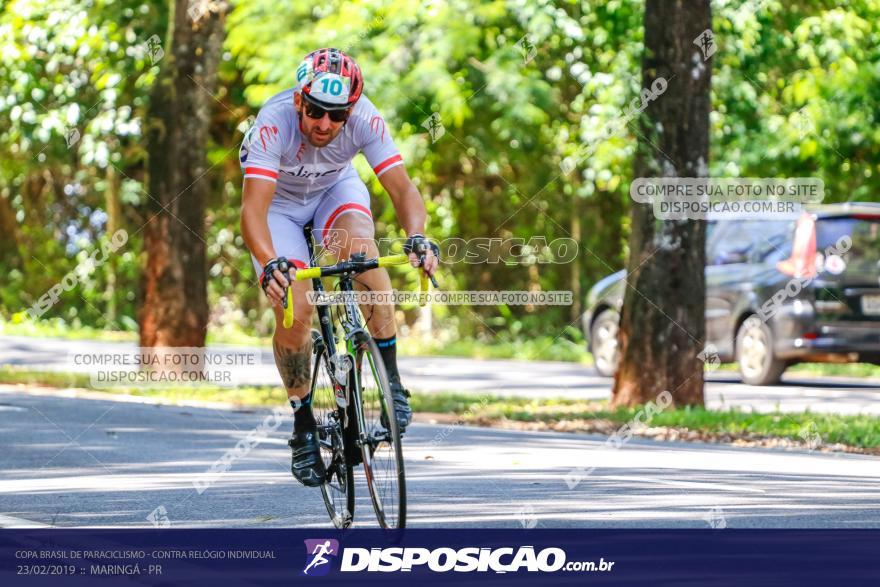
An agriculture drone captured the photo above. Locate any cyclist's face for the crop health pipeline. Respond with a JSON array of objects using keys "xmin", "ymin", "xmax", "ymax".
[{"xmin": 294, "ymin": 93, "xmax": 348, "ymax": 147}]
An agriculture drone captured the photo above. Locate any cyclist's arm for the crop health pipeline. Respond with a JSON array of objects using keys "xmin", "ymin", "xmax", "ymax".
[
  {"xmin": 378, "ymin": 166, "xmax": 438, "ymax": 275},
  {"xmin": 241, "ymin": 178, "xmax": 288, "ymax": 304},
  {"xmin": 378, "ymin": 165, "xmax": 426, "ymax": 237},
  {"xmin": 356, "ymin": 97, "xmax": 438, "ymax": 274},
  {"xmin": 239, "ymin": 103, "xmax": 290, "ymax": 303}
]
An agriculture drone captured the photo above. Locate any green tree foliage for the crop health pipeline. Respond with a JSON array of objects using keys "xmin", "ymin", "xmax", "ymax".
[
  {"xmin": 712, "ymin": 0, "xmax": 880, "ymax": 201},
  {"xmin": 0, "ymin": 0, "xmax": 165, "ymax": 327},
  {"xmin": 1, "ymin": 0, "xmax": 878, "ymax": 346}
]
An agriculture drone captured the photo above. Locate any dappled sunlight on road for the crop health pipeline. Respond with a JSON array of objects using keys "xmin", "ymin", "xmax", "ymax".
[{"xmin": 1, "ymin": 391, "xmax": 878, "ymax": 529}]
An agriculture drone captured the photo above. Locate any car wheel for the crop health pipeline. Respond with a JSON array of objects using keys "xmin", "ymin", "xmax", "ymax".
[
  {"xmin": 736, "ymin": 315, "xmax": 786, "ymax": 385},
  {"xmin": 590, "ymin": 309, "xmax": 620, "ymax": 377}
]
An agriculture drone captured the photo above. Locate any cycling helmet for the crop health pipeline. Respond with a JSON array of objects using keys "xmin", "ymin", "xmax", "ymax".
[{"xmin": 296, "ymin": 48, "xmax": 364, "ymax": 110}]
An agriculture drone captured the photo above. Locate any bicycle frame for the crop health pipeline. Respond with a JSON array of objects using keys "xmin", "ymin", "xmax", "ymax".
[
  {"xmin": 302, "ymin": 224, "xmax": 383, "ymax": 460},
  {"xmin": 280, "ymin": 223, "xmax": 433, "ymax": 458},
  {"xmin": 287, "ymin": 223, "xmax": 423, "ymax": 528}
]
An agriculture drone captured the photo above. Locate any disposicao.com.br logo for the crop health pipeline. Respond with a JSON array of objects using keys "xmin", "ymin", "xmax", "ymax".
[
  {"xmin": 302, "ymin": 539, "xmax": 339, "ymax": 576},
  {"xmin": 302, "ymin": 541, "xmax": 614, "ymax": 575}
]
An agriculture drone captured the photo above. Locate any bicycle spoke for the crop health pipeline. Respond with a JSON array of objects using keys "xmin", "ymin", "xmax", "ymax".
[
  {"xmin": 357, "ymin": 340, "xmax": 406, "ymax": 528},
  {"xmin": 311, "ymin": 345, "xmax": 354, "ymax": 528}
]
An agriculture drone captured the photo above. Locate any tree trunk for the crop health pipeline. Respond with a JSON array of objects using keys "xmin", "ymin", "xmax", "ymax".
[
  {"xmin": 104, "ymin": 163, "xmax": 121, "ymax": 325},
  {"xmin": 139, "ymin": 0, "xmax": 226, "ymax": 360},
  {"xmin": 611, "ymin": 0, "xmax": 711, "ymax": 408},
  {"xmin": 0, "ymin": 189, "xmax": 19, "ymax": 270},
  {"xmin": 569, "ymin": 197, "xmax": 582, "ymax": 323}
]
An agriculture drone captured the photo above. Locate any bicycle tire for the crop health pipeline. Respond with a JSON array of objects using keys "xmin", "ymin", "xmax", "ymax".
[
  {"xmin": 310, "ymin": 342, "xmax": 355, "ymax": 528},
  {"xmin": 355, "ymin": 337, "xmax": 406, "ymax": 528}
]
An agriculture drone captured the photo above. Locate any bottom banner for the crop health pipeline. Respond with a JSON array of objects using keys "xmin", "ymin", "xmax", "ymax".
[{"xmin": 2, "ymin": 529, "xmax": 878, "ymax": 586}]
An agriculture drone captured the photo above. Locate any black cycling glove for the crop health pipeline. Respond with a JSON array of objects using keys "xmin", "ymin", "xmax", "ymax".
[
  {"xmin": 260, "ymin": 257, "xmax": 291, "ymax": 295},
  {"xmin": 403, "ymin": 234, "xmax": 440, "ymax": 262}
]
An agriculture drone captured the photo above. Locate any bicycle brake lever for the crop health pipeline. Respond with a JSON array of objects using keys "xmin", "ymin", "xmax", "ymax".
[
  {"xmin": 418, "ymin": 254, "xmax": 439, "ymax": 287},
  {"xmin": 281, "ymin": 267, "xmax": 294, "ymax": 328}
]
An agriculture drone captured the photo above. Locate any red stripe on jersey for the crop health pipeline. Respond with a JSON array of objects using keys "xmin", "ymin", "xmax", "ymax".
[
  {"xmin": 322, "ymin": 203, "xmax": 373, "ymax": 245},
  {"xmin": 372, "ymin": 154, "xmax": 403, "ymax": 175},
  {"xmin": 244, "ymin": 167, "xmax": 278, "ymax": 179}
]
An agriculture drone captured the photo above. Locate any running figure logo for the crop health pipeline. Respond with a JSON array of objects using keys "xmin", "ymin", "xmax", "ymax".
[{"xmin": 302, "ymin": 539, "xmax": 339, "ymax": 576}]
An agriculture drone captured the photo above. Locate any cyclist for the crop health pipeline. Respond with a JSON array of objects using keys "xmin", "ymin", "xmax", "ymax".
[{"xmin": 239, "ymin": 48, "xmax": 439, "ymax": 487}]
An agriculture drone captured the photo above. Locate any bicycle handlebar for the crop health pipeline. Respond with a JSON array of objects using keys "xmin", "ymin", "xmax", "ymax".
[{"xmin": 282, "ymin": 253, "xmax": 436, "ymax": 327}]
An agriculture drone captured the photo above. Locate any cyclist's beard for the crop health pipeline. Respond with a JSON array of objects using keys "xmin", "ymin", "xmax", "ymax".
[
  {"xmin": 299, "ymin": 110, "xmax": 343, "ymax": 148},
  {"xmin": 304, "ymin": 127, "xmax": 339, "ymax": 147}
]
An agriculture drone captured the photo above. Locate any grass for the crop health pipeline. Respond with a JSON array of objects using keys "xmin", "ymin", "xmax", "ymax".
[
  {"xmin": 713, "ymin": 360, "xmax": 880, "ymax": 379},
  {"xmin": 0, "ymin": 317, "xmax": 267, "ymax": 346},
  {"xmin": 0, "ymin": 367, "xmax": 95, "ymax": 389},
  {"xmin": 0, "ymin": 366, "xmax": 284, "ymax": 406},
  {"xmin": 1, "ymin": 315, "xmax": 594, "ymax": 362},
  {"xmin": 5, "ymin": 316, "xmax": 880, "ymax": 378},
  {"xmin": 410, "ymin": 393, "xmax": 880, "ymax": 449},
  {"xmin": 0, "ymin": 318, "xmax": 138, "ymax": 342},
  {"xmin": 400, "ymin": 334, "xmax": 592, "ymax": 363},
  {"xmin": 2, "ymin": 366, "xmax": 878, "ymax": 450},
  {"xmin": 779, "ymin": 362, "xmax": 880, "ymax": 379}
]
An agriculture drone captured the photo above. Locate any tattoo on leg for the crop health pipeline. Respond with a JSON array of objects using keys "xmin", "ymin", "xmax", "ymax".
[{"xmin": 273, "ymin": 338, "xmax": 312, "ymax": 390}]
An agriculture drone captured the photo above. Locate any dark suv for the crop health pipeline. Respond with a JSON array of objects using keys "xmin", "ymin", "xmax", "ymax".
[{"xmin": 582, "ymin": 203, "xmax": 880, "ymax": 385}]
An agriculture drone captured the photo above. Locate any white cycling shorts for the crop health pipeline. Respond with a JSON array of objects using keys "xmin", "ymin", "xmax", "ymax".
[{"xmin": 249, "ymin": 168, "xmax": 373, "ymax": 274}]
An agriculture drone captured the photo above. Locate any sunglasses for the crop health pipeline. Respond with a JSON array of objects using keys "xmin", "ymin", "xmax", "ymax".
[{"xmin": 303, "ymin": 101, "xmax": 350, "ymax": 123}]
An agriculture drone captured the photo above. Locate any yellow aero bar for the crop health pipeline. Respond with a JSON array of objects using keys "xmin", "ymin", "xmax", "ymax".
[
  {"xmin": 293, "ymin": 254, "xmax": 409, "ymax": 282},
  {"xmin": 282, "ymin": 286, "xmax": 294, "ymax": 329},
  {"xmin": 282, "ymin": 253, "xmax": 429, "ymax": 325},
  {"xmin": 378, "ymin": 253, "xmax": 410, "ymax": 267},
  {"xmin": 293, "ymin": 267, "xmax": 322, "ymax": 281},
  {"xmin": 379, "ymin": 254, "xmax": 429, "ymax": 305}
]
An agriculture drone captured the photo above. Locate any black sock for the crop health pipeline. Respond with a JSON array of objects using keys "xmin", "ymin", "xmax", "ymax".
[
  {"xmin": 291, "ymin": 395, "xmax": 315, "ymax": 432},
  {"xmin": 374, "ymin": 336, "xmax": 401, "ymax": 385}
]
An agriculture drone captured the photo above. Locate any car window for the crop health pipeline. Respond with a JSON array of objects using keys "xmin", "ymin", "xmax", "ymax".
[
  {"xmin": 705, "ymin": 220, "xmax": 717, "ymax": 247},
  {"xmin": 815, "ymin": 216, "xmax": 880, "ymax": 276},
  {"xmin": 816, "ymin": 217, "xmax": 880, "ymax": 255},
  {"xmin": 748, "ymin": 219, "xmax": 795, "ymax": 263},
  {"xmin": 708, "ymin": 220, "xmax": 754, "ymax": 264},
  {"xmin": 705, "ymin": 220, "xmax": 732, "ymax": 263},
  {"xmin": 708, "ymin": 219, "xmax": 793, "ymax": 265}
]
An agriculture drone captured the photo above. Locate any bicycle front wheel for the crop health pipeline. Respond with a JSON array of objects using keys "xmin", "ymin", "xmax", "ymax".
[
  {"xmin": 311, "ymin": 340, "xmax": 355, "ymax": 528},
  {"xmin": 356, "ymin": 338, "xmax": 406, "ymax": 529}
]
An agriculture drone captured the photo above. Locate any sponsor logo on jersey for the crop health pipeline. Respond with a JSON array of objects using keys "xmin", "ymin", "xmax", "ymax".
[
  {"xmin": 259, "ymin": 125, "xmax": 279, "ymax": 152},
  {"xmin": 280, "ymin": 164, "xmax": 347, "ymax": 179},
  {"xmin": 370, "ymin": 115, "xmax": 386, "ymax": 142},
  {"xmin": 239, "ymin": 124, "xmax": 258, "ymax": 163}
]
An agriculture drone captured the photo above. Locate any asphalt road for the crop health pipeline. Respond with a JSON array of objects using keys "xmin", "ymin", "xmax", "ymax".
[
  {"xmin": 1, "ymin": 335, "xmax": 879, "ymax": 414},
  {"xmin": 1, "ymin": 390, "xmax": 879, "ymax": 529}
]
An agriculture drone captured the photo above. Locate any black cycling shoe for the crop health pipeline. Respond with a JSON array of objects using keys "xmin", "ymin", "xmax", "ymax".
[
  {"xmin": 388, "ymin": 380, "xmax": 412, "ymax": 431},
  {"xmin": 288, "ymin": 429, "xmax": 326, "ymax": 487}
]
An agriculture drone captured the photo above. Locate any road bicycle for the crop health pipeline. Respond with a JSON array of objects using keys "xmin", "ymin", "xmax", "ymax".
[{"xmin": 281, "ymin": 224, "xmax": 434, "ymax": 529}]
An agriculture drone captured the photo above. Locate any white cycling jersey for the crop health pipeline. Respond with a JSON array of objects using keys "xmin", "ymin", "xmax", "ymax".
[{"xmin": 239, "ymin": 88, "xmax": 403, "ymax": 203}]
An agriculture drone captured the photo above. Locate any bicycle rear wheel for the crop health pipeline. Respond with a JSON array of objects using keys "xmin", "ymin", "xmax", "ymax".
[
  {"xmin": 310, "ymin": 339, "xmax": 355, "ymax": 528},
  {"xmin": 356, "ymin": 338, "xmax": 406, "ymax": 528}
]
